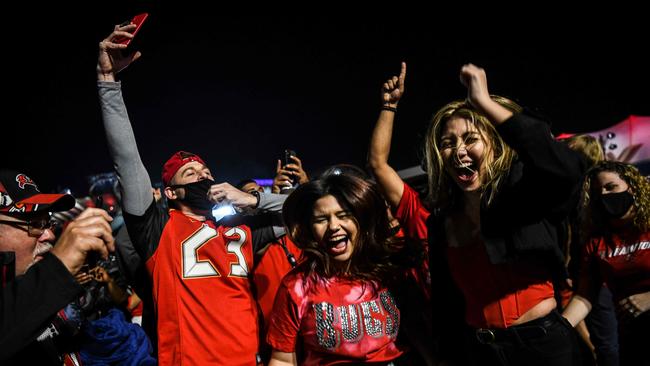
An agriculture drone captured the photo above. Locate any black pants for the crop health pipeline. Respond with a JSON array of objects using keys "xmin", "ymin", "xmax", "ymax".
[
  {"xmin": 585, "ymin": 285, "xmax": 619, "ymax": 366},
  {"xmin": 619, "ymin": 310, "xmax": 650, "ymax": 366},
  {"xmin": 464, "ymin": 310, "xmax": 581, "ymax": 366}
]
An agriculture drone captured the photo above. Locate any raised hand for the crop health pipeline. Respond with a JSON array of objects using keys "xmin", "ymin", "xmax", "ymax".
[
  {"xmin": 272, "ymin": 159, "xmax": 293, "ymax": 193},
  {"xmin": 459, "ymin": 63, "xmax": 491, "ymax": 112},
  {"xmin": 459, "ymin": 63, "xmax": 513, "ymax": 125},
  {"xmin": 97, "ymin": 23, "xmax": 142, "ymax": 81},
  {"xmin": 381, "ymin": 62, "xmax": 406, "ymax": 108},
  {"xmin": 272, "ymin": 156, "xmax": 309, "ymax": 193},
  {"xmin": 284, "ymin": 156, "xmax": 309, "ymax": 184}
]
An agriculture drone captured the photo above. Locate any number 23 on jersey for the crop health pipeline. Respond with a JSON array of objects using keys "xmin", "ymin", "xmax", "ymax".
[{"xmin": 181, "ymin": 224, "xmax": 249, "ymax": 278}]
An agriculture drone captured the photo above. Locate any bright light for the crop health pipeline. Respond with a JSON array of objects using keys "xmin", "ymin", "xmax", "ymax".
[{"xmin": 212, "ymin": 203, "xmax": 237, "ymax": 221}]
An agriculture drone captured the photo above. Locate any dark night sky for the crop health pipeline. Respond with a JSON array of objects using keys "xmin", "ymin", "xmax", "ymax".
[{"xmin": 5, "ymin": 5, "xmax": 649, "ymax": 196}]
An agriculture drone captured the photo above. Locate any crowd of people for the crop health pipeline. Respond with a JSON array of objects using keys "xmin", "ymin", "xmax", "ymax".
[{"xmin": 1, "ymin": 20, "xmax": 649, "ymax": 366}]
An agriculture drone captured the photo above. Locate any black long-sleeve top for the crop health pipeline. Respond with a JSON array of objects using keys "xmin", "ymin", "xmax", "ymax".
[
  {"xmin": 0, "ymin": 252, "xmax": 83, "ymax": 363},
  {"xmin": 428, "ymin": 112, "xmax": 589, "ymax": 362}
]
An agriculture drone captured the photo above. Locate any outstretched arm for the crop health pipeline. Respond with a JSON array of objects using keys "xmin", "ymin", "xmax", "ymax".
[
  {"xmin": 368, "ymin": 62, "xmax": 407, "ymax": 209},
  {"xmin": 97, "ymin": 23, "xmax": 153, "ymax": 216}
]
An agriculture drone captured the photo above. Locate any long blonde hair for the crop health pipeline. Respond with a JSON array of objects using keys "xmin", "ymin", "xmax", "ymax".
[{"xmin": 423, "ymin": 96, "xmax": 522, "ymax": 211}]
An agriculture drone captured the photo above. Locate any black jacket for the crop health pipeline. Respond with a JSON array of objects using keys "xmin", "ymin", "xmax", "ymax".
[
  {"xmin": 430, "ymin": 112, "xmax": 588, "ymax": 275},
  {"xmin": 0, "ymin": 252, "xmax": 84, "ymax": 364},
  {"xmin": 428, "ymin": 112, "xmax": 589, "ymax": 362}
]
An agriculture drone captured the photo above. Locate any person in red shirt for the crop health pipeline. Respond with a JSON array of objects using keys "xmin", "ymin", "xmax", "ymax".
[
  {"xmin": 266, "ymin": 174, "xmax": 424, "ymax": 365},
  {"xmin": 238, "ymin": 178, "xmax": 302, "ymax": 363},
  {"xmin": 96, "ymin": 23, "xmax": 287, "ymax": 365},
  {"xmin": 563, "ymin": 161, "xmax": 650, "ymax": 366},
  {"xmin": 367, "ymin": 62, "xmax": 434, "ymax": 365}
]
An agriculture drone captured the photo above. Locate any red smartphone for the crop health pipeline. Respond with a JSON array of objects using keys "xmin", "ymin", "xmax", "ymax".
[{"xmin": 114, "ymin": 13, "xmax": 149, "ymax": 46}]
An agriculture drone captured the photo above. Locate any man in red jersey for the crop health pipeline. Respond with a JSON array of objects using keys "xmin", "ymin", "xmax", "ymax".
[{"xmin": 97, "ymin": 22, "xmax": 286, "ymax": 365}]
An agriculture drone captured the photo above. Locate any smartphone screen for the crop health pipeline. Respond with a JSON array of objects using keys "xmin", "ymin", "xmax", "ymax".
[{"xmin": 114, "ymin": 13, "xmax": 149, "ymax": 46}]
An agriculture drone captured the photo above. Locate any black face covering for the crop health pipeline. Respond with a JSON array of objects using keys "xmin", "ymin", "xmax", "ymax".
[
  {"xmin": 171, "ymin": 179, "xmax": 214, "ymax": 211},
  {"xmin": 598, "ymin": 191, "xmax": 634, "ymax": 219}
]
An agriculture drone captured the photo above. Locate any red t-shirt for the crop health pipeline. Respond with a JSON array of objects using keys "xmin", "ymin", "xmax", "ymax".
[
  {"xmin": 253, "ymin": 236, "xmax": 302, "ymax": 330},
  {"xmin": 447, "ymin": 242, "xmax": 555, "ymax": 328},
  {"xmin": 393, "ymin": 182, "xmax": 432, "ymax": 300},
  {"xmin": 394, "ymin": 182, "xmax": 430, "ymax": 243},
  {"xmin": 147, "ymin": 210, "xmax": 259, "ymax": 366},
  {"xmin": 578, "ymin": 230, "xmax": 650, "ymax": 301},
  {"xmin": 267, "ymin": 272, "xmax": 403, "ymax": 365}
]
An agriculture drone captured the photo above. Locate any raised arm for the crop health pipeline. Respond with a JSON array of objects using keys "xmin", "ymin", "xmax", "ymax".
[
  {"xmin": 97, "ymin": 23, "xmax": 153, "ymax": 216},
  {"xmin": 460, "ymin": 64, "xmax": 513, "ymax": 125},
  {"xmin": 368, "ymin": 62, "xmax": 407, "ymax": 208}
]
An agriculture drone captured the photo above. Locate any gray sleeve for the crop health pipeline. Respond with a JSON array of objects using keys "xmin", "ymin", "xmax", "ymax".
[
  {"xmin": 257, "ymin": 192, "xmax": 287, "ymax": 212},
  {"xmin": 257, "ymin": 193, "xmax": 287, "ymax": 238},
  {"xmin": 98, "ymin": 81, "xmax": 153, "ymax": 215}
]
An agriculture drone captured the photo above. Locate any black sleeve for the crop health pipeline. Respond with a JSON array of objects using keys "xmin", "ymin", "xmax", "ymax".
[
  {"xmin": 0, "ymin": 253, "xmax": 83, "ymax": 361},
  {"xmin": 221, "ymin": 212, "xmax": 282, "ymax": 253},
  {"xmin": 122, "ymin": 199, "xmax": 169, "ymax": 261},
  {"xmin": 114, "ymin": 224, "xmax": 141, "ymax": 282},
  {"xmin": 496, "ymin": 112, "xmax": 589, "ymax": 216}
]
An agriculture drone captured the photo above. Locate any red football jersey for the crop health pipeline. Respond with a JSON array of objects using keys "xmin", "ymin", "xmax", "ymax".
[
  {"xmin": 253, "ymin": 237, "xmax": 301, "ymax": 330},
  {"xmin": 394, "ymin": 182, "xmax": 431, "ymax": 299},
  {"xmin": 578, "ymin": 230, "xmax": 650, "ymax": 301},
  {"xmin": 394, "ymin": 182, "xmax": 430, "ymax": 244},
  {"xmin": 147, "ymin": 210, "xmax": 259, "ymax": 365},
  {"xmin": 267, "ymin": 272, "xmax": 403, "ymax": 365}
]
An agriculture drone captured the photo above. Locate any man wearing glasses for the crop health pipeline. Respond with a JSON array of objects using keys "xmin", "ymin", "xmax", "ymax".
[{"xmin": 0, "ymin": 169, "xmax": 116, "ymax": 364}]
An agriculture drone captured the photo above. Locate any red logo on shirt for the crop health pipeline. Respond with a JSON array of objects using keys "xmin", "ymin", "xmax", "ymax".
[{"xmin": 15, "ymin": 174, "xmax": 38, "ymax": 191}]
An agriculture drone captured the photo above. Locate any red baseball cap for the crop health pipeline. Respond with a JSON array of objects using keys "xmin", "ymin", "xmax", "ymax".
[
  {"xmin": 0, "ymin": 170, "xmax": 75, "ymax": 214},
  {"xmin": 162, "ymin": 151, "xmax": 207, "ymax": 186}
]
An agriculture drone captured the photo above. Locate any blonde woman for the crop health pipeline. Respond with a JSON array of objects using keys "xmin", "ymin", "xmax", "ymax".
[{"xmin": 424, "ymin": 64, "xmax": 587, "ymax": 366}]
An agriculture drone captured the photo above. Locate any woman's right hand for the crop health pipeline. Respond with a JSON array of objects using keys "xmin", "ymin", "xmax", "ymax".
[{"xmin": 97, "ymin": 23, "xmax": 142, "ymax": 81}]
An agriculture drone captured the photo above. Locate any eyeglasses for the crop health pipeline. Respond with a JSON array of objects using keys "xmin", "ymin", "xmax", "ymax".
[{"xmin": 0, "ymin": 218, "xmax": 54, "ymax": 237}]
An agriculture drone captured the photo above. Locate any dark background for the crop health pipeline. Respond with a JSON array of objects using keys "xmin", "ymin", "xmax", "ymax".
[{"xmin": 5, "ymin": 5, "xmax": 649, "ymax": 195}]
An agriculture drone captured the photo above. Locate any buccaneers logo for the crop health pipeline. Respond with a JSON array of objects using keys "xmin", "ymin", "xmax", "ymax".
[{"xmin": 15, "ymin": 174, "xmax": 39, "ymax": 191}]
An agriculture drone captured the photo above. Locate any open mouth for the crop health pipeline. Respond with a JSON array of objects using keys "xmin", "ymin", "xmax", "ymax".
[
  {"xmin": 453, "ymin": 161, "xmax": 478, "ymax": 182},
  {"xmin": 326, "ymin": 234, "xmax": 349, "ymax": 256}
]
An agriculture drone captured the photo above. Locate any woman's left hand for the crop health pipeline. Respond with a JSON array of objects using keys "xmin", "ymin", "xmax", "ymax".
[{"xmin": 618, "ymin": 291, "xmax": 650, "ymax": 320}]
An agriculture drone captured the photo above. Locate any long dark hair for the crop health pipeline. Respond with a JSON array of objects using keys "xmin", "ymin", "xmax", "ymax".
[{"xmin": 283, "ymin": 174, "xmax": 417, "ymax": 289}]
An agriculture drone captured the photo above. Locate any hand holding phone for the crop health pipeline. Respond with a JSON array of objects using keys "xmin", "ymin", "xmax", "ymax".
[
  {"xmin": 280, "ymin": 149, "xmax": 298, "ymax": 193},
  {"xmin": 114, "ymin": 13, "xmax": 149, "ymax": 46}
]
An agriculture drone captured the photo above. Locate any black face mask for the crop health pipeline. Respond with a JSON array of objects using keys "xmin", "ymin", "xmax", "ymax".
[
  {"xmin": 598, "ymin": 191, "xmax": 634, "ymax": 219},
  {"xmin": 171, "ymin": 179, "xmax": 214, "ymax": 211}
]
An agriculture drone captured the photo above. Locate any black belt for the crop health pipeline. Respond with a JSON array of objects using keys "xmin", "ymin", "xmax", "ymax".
[{"xmin": 475, "ymin": 310, "xmax": 561, "ymax": 344}]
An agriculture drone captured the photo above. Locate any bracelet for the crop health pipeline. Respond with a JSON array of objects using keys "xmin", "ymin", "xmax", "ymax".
[
  {"xmin": 251, "ymin": 190, "xmax": 261, "ymax": 209},
  {"xmin": 381, "ymin": 105, "xmax": 397, "ymax": 113}
]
